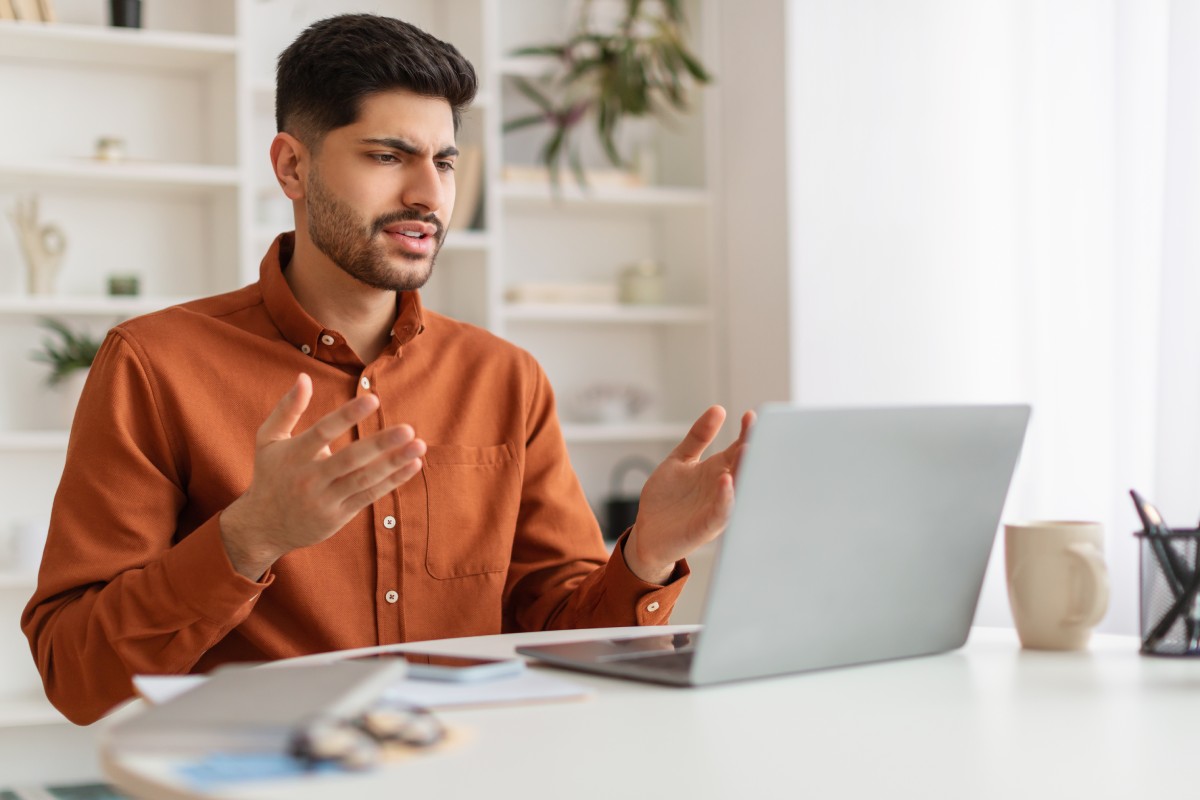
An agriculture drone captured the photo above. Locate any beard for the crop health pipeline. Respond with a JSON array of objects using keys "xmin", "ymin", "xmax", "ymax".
[{"xmin": 305, "ymin": 166, "xmax": 445, "ymax": 292}]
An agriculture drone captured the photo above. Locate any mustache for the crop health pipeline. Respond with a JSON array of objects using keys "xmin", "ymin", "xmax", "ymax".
[{"xmin": 370, "ymin": 209, "xmax": 444, "ymax": 240}]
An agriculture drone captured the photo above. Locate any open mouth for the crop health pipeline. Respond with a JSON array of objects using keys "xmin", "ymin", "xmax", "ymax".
[{"xmin": 382, "ymin": 222, "xmax": 439, "ymax": 255}]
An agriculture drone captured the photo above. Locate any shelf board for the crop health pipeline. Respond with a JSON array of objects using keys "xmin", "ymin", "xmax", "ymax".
[
  {"xmin": 0, "ymin": 690, "xmax": 66, "ymax": 727},
  {"xmin": 0, "ymin": 20, "xmax": 237, "ymax": 71},
  {"xmin": 500, "ymin": 181, "xmax": 710, "ymax": 209},
  {"xmin": 561, "ymin": 422, "xmax": 691, "ymax": 443},
  {"xmin": 0, "ymin": 295, "xmax": 191, "ymax": 317},
  {"xmin": 0, "ymin": 159, "xmax": 241, "ymax": 195},
  {"xmin": 0, "ymin": 431, "xmax": 69, "ymax": 451},
  {"xmin": 504, "ymin": 303, "xmax": 710, "ymax": 324}
]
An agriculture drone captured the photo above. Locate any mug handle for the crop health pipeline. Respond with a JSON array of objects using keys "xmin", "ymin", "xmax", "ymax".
[{"xmin": 1064, "ymin": 542, "xmax": 1110, "ymax": 626}]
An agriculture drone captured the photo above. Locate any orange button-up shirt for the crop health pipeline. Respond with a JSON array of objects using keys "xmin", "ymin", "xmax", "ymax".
[{"xmin": 22, "ymin": 235, "xmax": 687, "ymax": 725}]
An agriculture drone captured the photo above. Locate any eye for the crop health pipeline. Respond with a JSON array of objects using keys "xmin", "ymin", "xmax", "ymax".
[
  {"xmin": 370, "ymin": 153, "xmax": 399, "ymax": 164},
  {"xmin": 436, "ymin": 160, "xmax": 456, "ymax": 173}
]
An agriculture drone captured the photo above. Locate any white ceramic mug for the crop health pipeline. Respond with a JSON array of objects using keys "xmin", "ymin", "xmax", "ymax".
[{"xmin": 1005, "ymin": 521, "xmax": 1109, "ymax": 650}]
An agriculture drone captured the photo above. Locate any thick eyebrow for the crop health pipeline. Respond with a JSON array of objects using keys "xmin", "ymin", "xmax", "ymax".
[{"xmin": 360, "ymin": 137, "xmax": 459, "ymax": 159}]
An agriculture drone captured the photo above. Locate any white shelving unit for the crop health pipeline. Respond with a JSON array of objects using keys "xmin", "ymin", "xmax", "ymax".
[
  {"xmin": 0, "ymin": 20, "xmax": 237, "ymax": 68},
  {"xmin": 0, "ymin": 295, "xmax": 195, "ymax": 317},
  {"xmin": 0, "ymin": 0, "xmax": 719, "ymax": 728}
]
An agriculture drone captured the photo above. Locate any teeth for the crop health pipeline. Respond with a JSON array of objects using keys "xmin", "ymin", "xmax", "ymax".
[{"xmin": 400, "ymin": 231, "xmax": 424, "ymax": 238}]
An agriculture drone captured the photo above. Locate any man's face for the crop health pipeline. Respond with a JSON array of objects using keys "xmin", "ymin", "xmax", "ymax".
[{"xmin": 303, "ymin": 89, "xmax": 458, "ymax": 292}]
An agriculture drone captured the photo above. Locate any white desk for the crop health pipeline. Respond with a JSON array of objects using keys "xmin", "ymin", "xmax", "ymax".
[{"xmin": 102, "ymin": 626, "xmax": 1200, "ymax": 800}]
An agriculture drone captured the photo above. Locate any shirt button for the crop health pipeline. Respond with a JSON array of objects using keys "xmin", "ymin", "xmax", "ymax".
[
  {"xmin": 320, "ymin": 334, "xmax": 336, "ymax": 346},
  {"xmin": 385, "ymin": 590, "xmax": 398, "ymax": 604},
  {"xmin": 360, "ymin": 376, "xmax": 371, "ymax": 390},
  {"xmin": 383, "ymin": 515, "xmax": 396, "ymax": 529},
  {"xmin": 300, "ymin": 344, "xmax": 311, "ymax": 355},
  {"xmin": 646, "ymin": 601, "xmax": 661, "ymax": 613}
]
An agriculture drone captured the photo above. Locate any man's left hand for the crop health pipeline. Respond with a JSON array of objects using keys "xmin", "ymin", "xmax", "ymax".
[{"xmin": 624, "ymin": 406, "xmax": 755, "ymax": 584}]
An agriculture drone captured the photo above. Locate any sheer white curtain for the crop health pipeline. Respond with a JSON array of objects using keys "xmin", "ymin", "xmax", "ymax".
[{"xmin": 783, "ymin": 0, "xmax": 1200, "ymax": 633}]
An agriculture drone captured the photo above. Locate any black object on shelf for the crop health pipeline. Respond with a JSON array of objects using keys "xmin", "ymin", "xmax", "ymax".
[
  {"xmin": 109, "ymin": 0, "xmax": 141, "ymax": 28},
  {"xmin": 602, "ymin": 457, "xmax": 656, "ymax": 543}
]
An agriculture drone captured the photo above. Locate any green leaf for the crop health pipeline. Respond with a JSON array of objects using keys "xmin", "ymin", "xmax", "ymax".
[
  {"xmin": 541, "ymin": 124, "xmax": 568, "ymax": 186},
  {"xmin": 567, "ymin": 142, "xmax": 587, "ymax": 189},
  {"xmin": 660, "ymin": 0, "xmax": 685, "ymax": 23},
  {"xmin": 675, "ymin": 44, "xmax": 712, "ymax": 83},
  {"xmin": 501, "ymin": 0, "xmax": 711, "ymax": 183},
  {"xmin": 509, "ymin": 77, "xmax": 557, "ymax": 116},
  {"xmin": 30, "ymin": 317, "xmax": 102, "ymax": 386},
  {"xmin": 509, "ymin": 44, "xmax": 568, "ymax": 59},
  {"xmin": 503, "ymin": 113, "xmax": 552, "ymax": 133}
]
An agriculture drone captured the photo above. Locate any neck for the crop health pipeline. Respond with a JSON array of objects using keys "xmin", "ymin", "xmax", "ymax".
[{"xmin": 286, "ymin": 236, "xmax": 397, "ymax": 364}]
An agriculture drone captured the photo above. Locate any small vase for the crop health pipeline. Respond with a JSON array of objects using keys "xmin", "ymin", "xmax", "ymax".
[{"xmin": 56, "ymin": 369, "xmax": 89, "ymax": 429}]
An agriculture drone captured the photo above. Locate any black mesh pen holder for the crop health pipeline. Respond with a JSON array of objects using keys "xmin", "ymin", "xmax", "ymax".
[{"xmin": 1136, "ymin": 529, "xmax": 1200, "ymax": 656}]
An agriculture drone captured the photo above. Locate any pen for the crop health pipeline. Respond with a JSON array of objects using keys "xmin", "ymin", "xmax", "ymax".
[
  {"xmin": 1130, "ymin": 490, "xmax": 1199, "ymax": 650},
  {"xmin": 1130, "ymin": 490, "xmax": 1188, "ymax": 599}
]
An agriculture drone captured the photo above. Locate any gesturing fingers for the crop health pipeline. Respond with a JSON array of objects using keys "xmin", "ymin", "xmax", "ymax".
[
  {"xmin": 671, "ymin": 405, "xmax": 727, "ymax": 463},
  {"xmin": 326, "ymin": 429, "xmax": 426, "ymax": 501},
  {"xmin": 724, "ymin": 409, "xmax": 757, "ymax": 479},
  {"xmin": 292, "ymin": 393, "xmax": 381, "ymax": 459},
  {"xmin": 322, "ymin": 424, "xmax": 416, "ymax": 476},
  {"xmin": 256, "ymin": 373, "xmax": 314, "ymax": 447},
  {"xmin": 336, "ymin": 452, "xmax": 426, "ymax": 512}
]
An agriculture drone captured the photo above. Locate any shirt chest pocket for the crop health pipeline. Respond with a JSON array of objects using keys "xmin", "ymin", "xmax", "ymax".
[{"xmin": 423, "ymin": 442, "xmax": 521, "ymax": 579}]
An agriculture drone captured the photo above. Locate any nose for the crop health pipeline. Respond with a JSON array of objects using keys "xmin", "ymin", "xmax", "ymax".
[{"xmin": 400, "ymin": 159, "xmax": 445, "ymax": 215}]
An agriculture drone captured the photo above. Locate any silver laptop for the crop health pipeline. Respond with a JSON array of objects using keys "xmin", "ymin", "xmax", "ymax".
[{"xmin": 518, "ymin": 404, "xmax": 1030, "ymax": 686}]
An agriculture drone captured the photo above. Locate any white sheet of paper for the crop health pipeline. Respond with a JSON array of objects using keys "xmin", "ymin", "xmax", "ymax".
[
  {"xmin": 382, "ymin": 669, "xmax": 593, "ymax": 708},
  {"xmin": 133, "ymin": 674, "xmax": 207, "ymax": 705},
  {"xmin": 133, "ymin": 668, "xmax": 591, "ymax": 709}
]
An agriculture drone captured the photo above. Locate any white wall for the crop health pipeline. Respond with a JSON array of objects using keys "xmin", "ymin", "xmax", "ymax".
[
  {"xmin": 784, "ymin": 0, "xmax": 1033, "ymax": 631},
  {"xmin": 716, "ymin": 0, "xmax": 1177, "ymax": 634}
]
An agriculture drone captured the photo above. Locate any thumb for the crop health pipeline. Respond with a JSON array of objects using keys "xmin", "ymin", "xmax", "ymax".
[{"xmin": 257, "ymin": 373, "xmax": 312, "ymax": 445}]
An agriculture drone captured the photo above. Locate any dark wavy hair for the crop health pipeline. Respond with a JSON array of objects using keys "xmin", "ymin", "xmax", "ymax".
[{"xmin": 276, "ymin": 14, "xmax": 477, "ymax": 146}]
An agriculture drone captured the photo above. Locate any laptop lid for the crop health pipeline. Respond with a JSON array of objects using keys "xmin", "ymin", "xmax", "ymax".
[{"xmin": 688, "ymin": 403, "xmax": 1030, "ymax": 684}]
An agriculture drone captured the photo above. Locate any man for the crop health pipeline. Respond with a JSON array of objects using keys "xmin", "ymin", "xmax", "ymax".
[{"xmin": 22, "ymin": 14, "xmax": 752, "ymax": 726}]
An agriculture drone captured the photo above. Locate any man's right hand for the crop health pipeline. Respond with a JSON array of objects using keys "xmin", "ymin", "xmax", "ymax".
[{"xmin": 219, "ymin": 373, "xmax": 426, "ymax": 580}]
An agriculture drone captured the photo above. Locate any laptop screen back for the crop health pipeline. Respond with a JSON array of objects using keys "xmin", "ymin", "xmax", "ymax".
[{"xmin": 691, "ymin": 404, "xmax": 1029, "ymax": 684}]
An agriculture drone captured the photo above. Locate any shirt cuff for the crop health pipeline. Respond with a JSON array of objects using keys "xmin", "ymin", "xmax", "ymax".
[
  {"xmin": 609, "ymin": 530, "xmax": 691, "ymax": 625},
  {"xmin": 158, "ymin": 514, "xmax": 274, "ymax": 626}
]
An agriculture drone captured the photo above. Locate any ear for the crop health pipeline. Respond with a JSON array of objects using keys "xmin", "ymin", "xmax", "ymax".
[{"xmin": 270, "ymin": 132, "xmax": 308, "ymax": 200}]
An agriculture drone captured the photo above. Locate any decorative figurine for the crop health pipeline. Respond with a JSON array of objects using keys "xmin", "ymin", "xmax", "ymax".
[{"xmin": 8, "ymin": 195, "xmax": 67, "ymax": 295}]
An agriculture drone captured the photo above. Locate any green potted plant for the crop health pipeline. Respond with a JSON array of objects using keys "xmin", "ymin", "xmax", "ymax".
[
  {"xmin": 31, "ymin": 317, "xmax": 103, "ymax": 427},
  {"xmin": 31, "ymin": 317, "xmax": 102, "ymax": 386},
  {"xmin": 503, "ymin": 0, "xmax": 713, "ymax": 186}
]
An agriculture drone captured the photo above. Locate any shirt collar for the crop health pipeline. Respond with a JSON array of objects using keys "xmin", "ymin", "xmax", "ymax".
[{"xmin": 259, "ymin": 232, "xmax": 426, "ymax": 364}]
